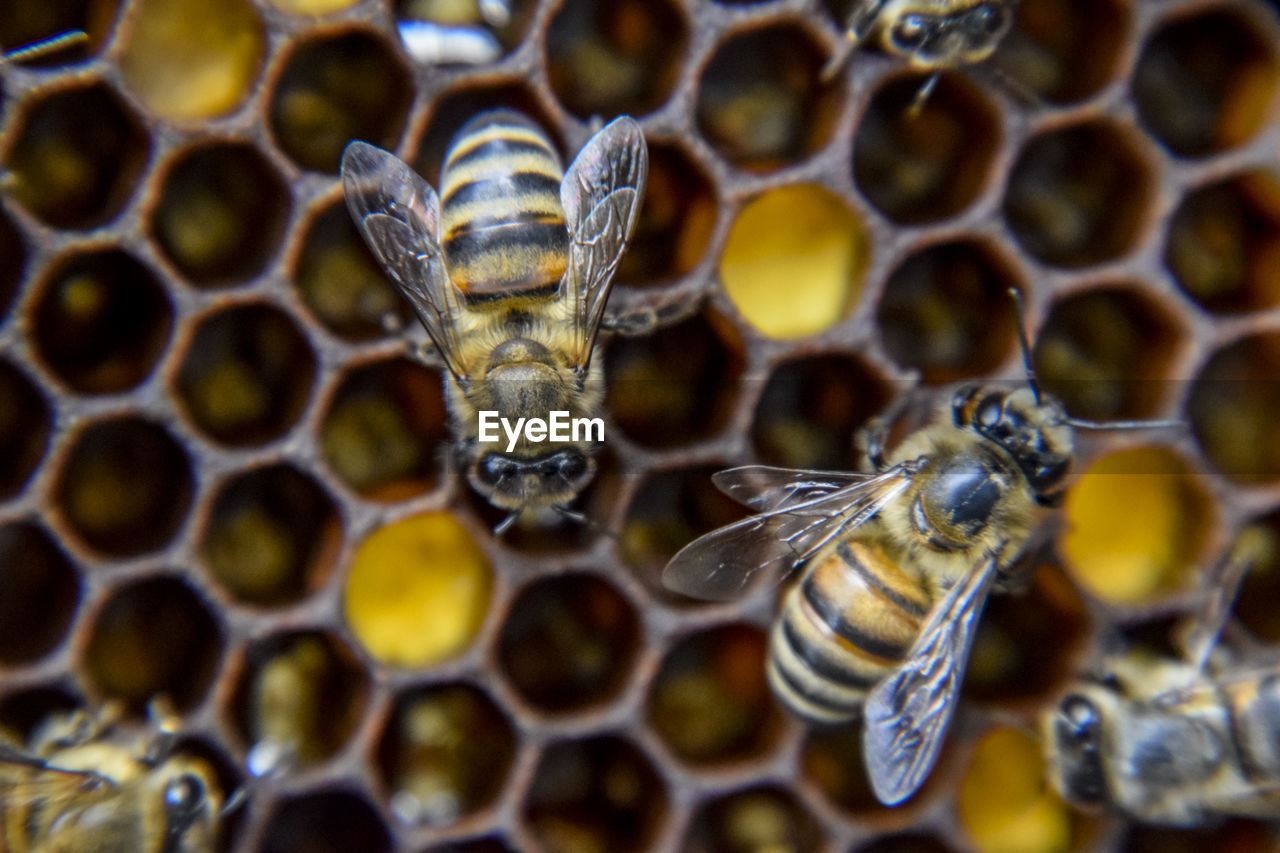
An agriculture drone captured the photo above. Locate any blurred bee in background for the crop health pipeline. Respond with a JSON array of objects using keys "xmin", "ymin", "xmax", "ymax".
[
  {"xmin": 1045, "ymin": 532, "xmax": 1280, "ymax": 826},
  {"xmin": 396, "ymin": 0, "xmax": 514, "ymax": 66},
  {"xmin": 664, "ymin": 290, "xmax": 1179, "ymax": 806},
  {"xmin": 0, "ymin": 701, "xmax": 226, "ymax": 852},
  {"xmin": 342, "ymin": 110, "xmax": 647, "ymax": 531},
  {"xmin": 824, "ymin": 0, "xmax": 1016, "ymax": 107}
]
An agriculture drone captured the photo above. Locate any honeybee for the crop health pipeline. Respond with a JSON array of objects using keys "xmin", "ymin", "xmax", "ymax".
[
  {"xmin": 1045, "ymin": 535, "xmax": 1280, "ymax": 826},
  {"xmin": 0, "ymin": 702, "xmax": 225, "ymax": 851},
  {"xmin": 342, "ymin": 110, "xmax": 647, "ymax": 529},
  {"xmin": 824, "ymin": 1, "xmax": 1015, "ymax": 105},
  {"xmin": 663, "ymin": 291, "xmax": 1177, "ymax": 806}
]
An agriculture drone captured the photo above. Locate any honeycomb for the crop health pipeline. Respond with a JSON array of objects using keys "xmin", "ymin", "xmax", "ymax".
[{"xmin": 2, "ymin": 0, "xmax": 1280, "ymax": 850}]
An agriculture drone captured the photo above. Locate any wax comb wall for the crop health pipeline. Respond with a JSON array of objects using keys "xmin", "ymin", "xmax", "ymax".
[{"xmin": 1, "ymin": 0, "xmax": 1279, "ymax": 850}]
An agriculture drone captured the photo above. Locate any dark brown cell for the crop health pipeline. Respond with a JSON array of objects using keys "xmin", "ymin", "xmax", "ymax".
[
  {"xmin": 498, "ymin": 573, "xmax": 639, "ymax": 713},
  {"xmin": 1122, "ymin": 819, "xmax": 1275, "ymax": 853},
  {"xmin": 683, "ymin": 785, "xmax": 823, "ymax": 852},
  {"xmin": 294, "ymin": 199, "xmax": 408, "ymax": 341},
  {"xmin": 4, "ymin": 82, "xmax": 149, "ymax": 229},
  {"xmin": 261, "ymin": 790, "xmax": 392, "ymax": 853},
  {"xmin": 752, "ymin": 354, "xmax": 892, "ymax": 471},
  {"xmin": 1003, "ymin": 121, "xmax": 1155, "ymax": 268},
  {"xmin": 994, "ymin": 0, "xmax": 1130, "ymax": 105},
  {"xmin": 605, "ymin": 311, "xmax": 743, "ymax": 448},
  {"xmin": 546, "ymin": 0, "xmax": 686, "ymax": 119},
  {"xmin": 0, "ymin": 685, "xmax": 82, "ymax": 742},
  {"xmin": 268, "ymin": 31, "xmax": 411, "ymax": 173},
  {"xmin": 523, "ymin": 735, "xmax": 668, "ymax": 853},
  {"xmin": 0, "ymin": 0, "xmax": 116, "ymax": 67},
  {"xmin": 1133, "ymin": 9, "xmax": 1279, "ymax": 158},
  {"xmin": 1188, "ymin": 332, "xmax": 1280, "ymax": 484},
  {"xmin": 52, "ymin": 416, "xmax": 194, "ymax": 557},
  {"xmin": 647, "ymin": 624, "xmax": 780, "ymax": 766},
  {"xmin": 82, "ymin": 575, "xmax": 223, "ymax": 712},
  {"xmin": 1235, "ymin": 512, "xmax": 1280, "ymax": 643},
  {"xmin": 1033, "ymin": 285, "xmax": 1185, "ymax": 422},
  {"xmin": 876, "ymin": 240, "xmax": 1020, "ymax": 383},
  {"xmin": 854, "ymin": 833, "xmax": 957, "ymax": 853},
  {"xmin": 0, "ymin": 210, "xmax": 23, "ymax": 322},
  {"xmin": 1165, "ymin": 171, "xmax": 1280, "ymax": 314},
  {"xmin": 376, "ymin": 682, "xmax": 515, "ymax": 826},
  {"xmin": 0, "ymin": 522, "xmax": 80, "ymax": 665},
  {"xmin": 199, "ymin": 464, "xmax": 341, "ymax": 606},
  {"xmin": 696, "ymin": 24, "xmax": 840, "ymax": 173},
  {"xmin": 617, "ymin": 142, "xmax": 717, "ymax": 287},
  {"xmin": 0, "ymin": 359, "xmax": 51, "ymax": 501},
  {"xmin": 151, "ymin": 142, "xmax": 290, "ymax": 287},
  {"xmin": 174, "ymin": 303, "xmax": 316, "ymax": 447},
  {"xmin": 319, "ymin": 356, "xmax": 447, "ymax": 500},
  {"xmin": 853, "ymin": 72, "xmax": 1000, "ymax": 225},
  {"xmin": 421, "ymin": 838, "xmax": 516, "ymax": 853},
  {"xmin": 30, "ymin": 249, "xmax": 173, "ymax": 394},
  {"xmin": 800, "ymin": 721, "xmax": 880, "ymax": 815}
]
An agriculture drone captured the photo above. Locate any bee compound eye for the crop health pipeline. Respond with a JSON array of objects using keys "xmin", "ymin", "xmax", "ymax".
[
  {"xmin": 165, "ymin": 773, "xmax": 206, "ymax": 813},
  {"xmin": 975, "ymin": 393, "xmax": 1004, "ymax": 428},
  {"xmin": 972, "ymin": 4, "xmax": 1006, "ymax": 34},
  {"xmin": 892, "ymin": 14, "xmax": 929, "ymax": 48},
  {"xmin": 477, "ymin": 455, "xmax": 512, "ymax": 486},
  {"xmin": 557, "ymin": 452, "xmax": 588, "ymax": 481},
  {"xmin": 1060, "ymin": 694, "xmax": 1102, "ymax": 744}
]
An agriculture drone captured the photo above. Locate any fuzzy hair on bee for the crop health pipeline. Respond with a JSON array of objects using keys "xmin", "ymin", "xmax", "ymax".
[
  {"xmin": 341, "ymin": 110, "xmax": 647, "ymax": 529},
  {"xmin": 662, "ymin": 289, "xmax": 1181, "ymax": 807},
  {"xmin": 0, "ymin": 703, "xmax": 225, "ymax": 853},
  {"xmin": 1046, "ymin": 535, "xmax": 1280, "ymax": 826}
]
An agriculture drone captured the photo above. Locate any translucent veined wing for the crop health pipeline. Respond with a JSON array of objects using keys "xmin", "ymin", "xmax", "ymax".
[
  {"xmin": 662, "ymin": 463, "xmax": 918, "ymax": 602},
  {"xmin": 863, "ymin": 549, "xmax": 1002, "ymax": 805},
  {"xmin": 560, "ymin": 116, "xmax": 647, "ymax": 371},
  {"xmin": 0, "ymin": 744, "xmax": 114, "ymax": 806},
  {"xmin": 340, "ymin": 141, "xmax": 472, "ymax": 382}
]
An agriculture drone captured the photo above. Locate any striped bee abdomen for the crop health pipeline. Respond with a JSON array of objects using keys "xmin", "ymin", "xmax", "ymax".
[
  {"xmin": 439, "ymin": 109, "xmax": 568, "ymax": 298},
  {"xmin": 768, "ymin": 540, "xmax": 930, "ymax": 725}
]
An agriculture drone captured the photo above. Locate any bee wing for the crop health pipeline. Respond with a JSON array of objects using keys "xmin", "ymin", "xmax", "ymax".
[
  {"xmin": 340, "ymin": 141, "xmax": 472, "ymax": 381},
  {"xmin": 663, "ymin": 464, "xmax": 917, "ymax": 602},
  {"xmin": 0, "ymin": 744, "xmax": 114, "ymax": 804},
  {"xmin": 560, "ymin": 116, "xmax": 648, "ymax": 370},
  {"xmin": 862, "ymin": 549, "xmax": 1002, "ymax": 806}
]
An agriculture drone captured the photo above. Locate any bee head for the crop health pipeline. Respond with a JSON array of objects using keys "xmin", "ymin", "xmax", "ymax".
[
  {"xmin": 887, "ymin": 2, "xmax": 1012, "ymax": 67},
  {"xmin": 470, "ymin": 448, "xmax": 595, "ymax": 513},
  {"xmin": 144, "ymin": 757, "xmax": 221, "ymax": 851},
  {"xmin": 953, "ymin": 385, "xmax": 1073, "ymax": 500},
  {"xmin": 1046, "ymin": 690, "xmax": 1113, "ymax": 809}
]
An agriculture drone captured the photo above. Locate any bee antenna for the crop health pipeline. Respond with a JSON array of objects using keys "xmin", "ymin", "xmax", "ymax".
[
  {"xmin": 908, "ymin": 72, "xmax": 941, "ymax": 117},
  {"xmin": 2, "ymin": 30, "xmax": 89, "ymax": 64},
  {"xmin": 1007, "ymin": 287, "xmax": 1041, "ymax": 405},
  {"xmin": 1065, "ymin": 416, "xmax": 1183, "ymax": 431},
  {"xmin": 492, "ymin": 511, "xmax": 519, "ymax": 536},
  {"xmin": 553, "ymin": 504, "xmax": 587, "ymax": 525}
]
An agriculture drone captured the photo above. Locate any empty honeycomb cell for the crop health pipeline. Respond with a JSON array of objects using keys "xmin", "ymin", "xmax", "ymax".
[
  {"xmin": 720, "ymin": 185, "xmax": 868, "ymax": 339},
  {"xmin": 852, "ymin": 72, "xmax": 1000, "ymax": 225},
  {"xmin": 0, "ymin": 685, "xmax": 82, "ymax": 741},
  {"xmin": 268, "ymin": 31, "xmax": 412, "ymax": 174},
  {"xmin": 994, "ymin": 0, "xmax": 1129, "ymax": 105},
  {"xmin": 545, "ymin": 0, "xmax": 686, "ymax": 120},
  {"xmin": 619, "ymin": 465, "xmax": 750, "ymax": 602},
  {"xmin": 801, "ymin": 722, "xmax": 893, "ymax": 817},
  {"xmin": 228, "ymin": 632, "xmax": 367, "ymax": 771},
  {"xmin": 497, "ymin": 573, "xmax": 639, "ymax": 714},
  {"xmin": 174, "ymin": 303, "xmax": 316, "ymax": 447},
  {"xmin": 646, "ymin": 624, "xmax": 778, "ymax": 766},
  {"xmin": 150, "ymin": 142, "xmax": 290, "ymax": 287},
  {"xmin": 52, "ymin": 415, "xmax": 194, "ymax": 557},
  {"xmin": 1188, "ymin": 332, "xmax": 1280, "ymax": 484},
  {"xmin": 294, "ymin": 200, "xmax": 408, "ymax": 340},
  {"xmin": 118, "ymin": 0, "xmax": 263, "ymax": 120},
  {"xmin": 0, "ymin": 521, "xmax": 80, "ymax": 665},
  {"xmin": 1120, "ymin": 820, "xmax": 1275, "ymax": 853},
  {"xmin": 1033, "ymin": 285, "xmax": 1185, "ymax": 422},
  {"xmin": 3, "ymin": 82, "xmax": 149, "ymax": 229},
  {"xmin": 522, "ymin": 735, "xmax": 667, "ymax": 853},
  {"xmin": 30, "ymin": 249, "xmax": 173, "ymax": 395},
  {"xmin": 82, "ymin": 575, "xmax": 223, "ymax": 712},
  {"xmin": 344, "ymin": 512, "xmax": 491, "ymax": 667},
  {"xmin": 1062, "ymin": 447, "xmax": 1212, "ymax": 605},
  {"xmin": 605, "ymin": 311, "xmax": 743, "ymax": 447},
  {"xmin": 0, "ymin": 210, "xmax": 23, "ymax": 322},
  {"xmin": 752, "ymin": 354, "xmax": 891, "ymax": 471},
  {"xmin": 855, "ymin": 834, "xmax": 956, "ymax": 853},
  {"xmin": 1234, "ymin": 514, "xmax": 1280, "ymax": 642},
  {"xmin": 957, "ymin": 726, "xmax": 1071, "ymax": 853},
  {"xmin": 375, "ymin": 682, "xmax": 515, "ymax": 826},
  {"xmin": 0, "ymin": 359, "xmax": 52, "ymax": 501},
  {"xmin": 617, "ymin": 142, "xmax": 716, "ymax": 287},
  {"xmin": 319, "ymin": 356, "xmax": 448, "ymax": 500},
  {"xmin": 261, "ymin": 789, "xmax": 392, "ymax": 853},
  {"xmin": 1165, "ymin": 171, "xmax": 1280, "ymax": 314},
  {"xmin": 875, "ymin": 240, "xmax": 1019, "ymax": 383},
  {"xmin": 696, "ymin": 24, "xmax": 839, "ymax": 173},
  {"xmin": 1002, "ymin": 121, "xmax": 1154, "ymax": 268},
  {"xmin": 1132, "ymin": 9, "xmax": 1279, "ymax": 158},
  {"xmin": 199, "ymin": 464, "xmax": 341, "ymax": 606},
  {"xmin": 0, "ymin": 0, "xmax": 115, "ymax": 67},
  {"xmin": 683, "ymin": 785, "xmax": 822, "ymax": 853},
  {"xmin": 965, "ymin": 566, "xmax": 1087, "ymax": 704},
  {"xmin": 427, "ymin": 838, "xmax": 515, "ymax": 853}
]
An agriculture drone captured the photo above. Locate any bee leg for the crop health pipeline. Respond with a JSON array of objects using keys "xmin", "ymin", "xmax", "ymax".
[
  {"xmin": 602, "ymin": 287, "xmax": 702, "ymax": 336},
  {"xmin": 142, "ymin": 697, "xmax": 181, "ymax": 765},
  {"xmin": 821, "ymin": 0, "xmax": 890, "ymax": 80},
  {"xmin": 857, "ymin": 372, "xmax": 921, "ymax": 470}
]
